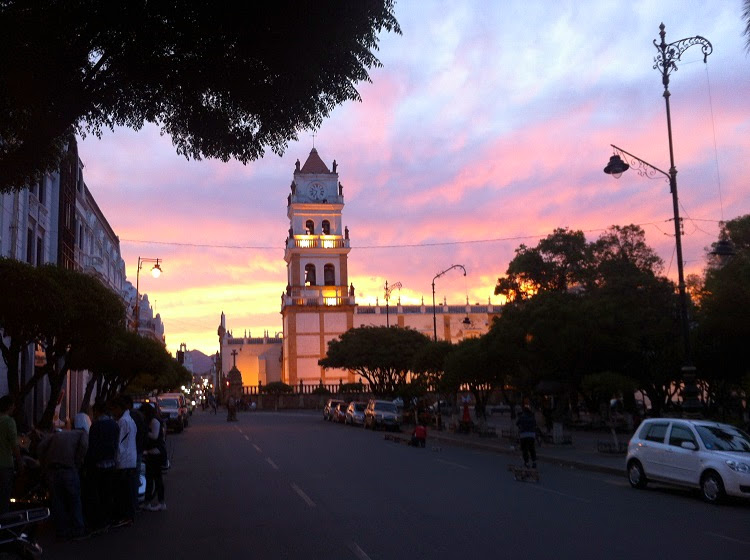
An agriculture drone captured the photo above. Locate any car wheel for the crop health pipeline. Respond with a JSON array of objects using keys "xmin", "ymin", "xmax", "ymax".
[
  {"xmin": 627, "ymin": 460, "xmax": 647, "ymax": 489},
  {"xmin": 701, "ymin": 471, "xmax": 725, "ymax": 504}
]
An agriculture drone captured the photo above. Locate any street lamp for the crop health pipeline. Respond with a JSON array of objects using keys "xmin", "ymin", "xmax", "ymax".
[
  {"xmin": 431, "ymin": 264, "xmax": 466, "ymax": 430},
  {"xmin": 134, "ymin": 257, "xmax": 162, "ymax": 332},
  {"xmin": 603, "ymin": 23, "xmax": 712, "ymax": 416},
  {"xmin": 384, "ymin": 280, "xmax": 402, "ymax": 327}
]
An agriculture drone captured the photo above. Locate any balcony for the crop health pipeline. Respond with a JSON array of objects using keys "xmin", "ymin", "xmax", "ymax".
[
  {"xmin": 281, "ymin": 285, "xmax": 355, "ymax": 309},
  {"xmin": 287, "ymin": 235, "xmax": 349, "ymax": 250}
]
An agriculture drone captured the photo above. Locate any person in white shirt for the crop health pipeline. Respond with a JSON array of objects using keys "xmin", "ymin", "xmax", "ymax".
[{"xmin": 110, "ymin": 397, "xmax": 137, "ymax": 526}]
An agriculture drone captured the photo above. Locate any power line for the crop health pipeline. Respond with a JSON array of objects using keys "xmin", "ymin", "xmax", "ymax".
[{"xmin": 119, "ymin": 218, "xmax": 722, "ymax": 251}]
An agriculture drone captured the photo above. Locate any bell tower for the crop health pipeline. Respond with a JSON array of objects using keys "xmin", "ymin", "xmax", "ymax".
[{"xmin": 281, "ymin": 148, "xmax": 355, "ymax": 385}]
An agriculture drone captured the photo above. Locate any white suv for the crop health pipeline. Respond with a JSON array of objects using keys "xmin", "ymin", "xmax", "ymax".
[{"xmin": 626, "ymin": 418, "xmax": 750, "ymax": 504}]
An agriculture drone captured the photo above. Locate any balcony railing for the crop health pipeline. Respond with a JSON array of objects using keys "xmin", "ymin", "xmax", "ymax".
[
  {"xmin": 288, "ymin": 236, "xmax": 349, "ymax": 250},
  {"xmin": 281, "ymin": 285, "xmax": 355, "ymax": 308}
]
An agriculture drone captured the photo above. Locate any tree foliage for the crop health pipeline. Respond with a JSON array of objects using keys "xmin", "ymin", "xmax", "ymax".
[
  {"xmin": 319, "ymin": 326, "xmax": 430, "ymax": 396},
  {"xmin": 0, "ymin": 1, "xmax": 401, "ymax": 191}
]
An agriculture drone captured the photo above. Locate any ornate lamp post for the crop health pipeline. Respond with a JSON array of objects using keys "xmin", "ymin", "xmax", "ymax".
[
  {"xmin": 431, "ymin": 264, "xmax": 466, "ymax": 429},
  {"xmin": 604, "ymin": 23, "xmax": 712, "ymax": 415},
  {"xmin": 134, "ymin": 257, "xmax": 162, "ymax": 332},
  {"xmin": 384, "ymin": 280, "xmax": 402, "ymax": 327}
]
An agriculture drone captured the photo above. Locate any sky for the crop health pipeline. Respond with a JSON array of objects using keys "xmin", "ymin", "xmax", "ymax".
[{"xmin": 77, "ymin": 0, "xmax": 750, "ymax": 357}]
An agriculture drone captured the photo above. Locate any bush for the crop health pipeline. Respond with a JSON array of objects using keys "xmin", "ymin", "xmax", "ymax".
[
  {"xmin": 262, "ymin": 382, "xmax": 293, "ymax": 395},
  {"xmin": 311, "ymin": 386, "xmax": 331, "ymax": 395}
]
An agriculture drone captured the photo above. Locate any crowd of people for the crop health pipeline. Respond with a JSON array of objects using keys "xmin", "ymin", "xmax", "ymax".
[{"xmin": 1, "ymin": 394, "xmax": 169, "ymax": 541}]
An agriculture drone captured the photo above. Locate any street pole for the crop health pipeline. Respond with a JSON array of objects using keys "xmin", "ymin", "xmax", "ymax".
[
  {"xmin": 431, "ymin": 264, "xmax": 467, "ymax": 429},
  {"xmin": 384, "ymin": 280, "xmax": 401, "ymax": 328},
  {"xmin": 134, "ymin": 257, "xmax": 162, "ymax": 332},
  {"xmin": 604, "ymin": 23, "xmax": 711, "ymax": 415}
]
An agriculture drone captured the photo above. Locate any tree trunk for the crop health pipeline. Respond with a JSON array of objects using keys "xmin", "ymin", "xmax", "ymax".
[{"xmin": 81, "ymin": 373, "xmax": 99, "ymax": 411}]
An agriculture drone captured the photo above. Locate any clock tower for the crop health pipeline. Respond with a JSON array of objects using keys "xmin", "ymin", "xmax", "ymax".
[{"xmin": 281, "ymin": 148, "xmax": 355, "ymax": 385}]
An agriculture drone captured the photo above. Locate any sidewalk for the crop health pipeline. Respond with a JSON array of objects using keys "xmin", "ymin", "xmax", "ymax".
[{"xmin": 423, "ymin": 414, "xmax": 630, "ymax": 476}]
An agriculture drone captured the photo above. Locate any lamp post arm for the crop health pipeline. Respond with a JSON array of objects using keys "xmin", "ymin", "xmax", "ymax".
[
  {"xmin": 610, "ymin": 145, "xmax": 670, "ymax": 182},
  {"xmin": 654, "ymin": 23, "xmax": 712, "ymax": 92}
]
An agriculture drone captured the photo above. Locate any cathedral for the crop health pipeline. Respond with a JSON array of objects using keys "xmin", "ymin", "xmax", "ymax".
[{"xmin": 219, "ymin": 148, "xmax": 500, "ymax": 389}]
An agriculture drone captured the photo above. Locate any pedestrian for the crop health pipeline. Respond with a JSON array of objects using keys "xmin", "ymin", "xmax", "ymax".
[
  {"xmin": 84, "ymin": 401, "xmax": 119, "ymax": 532},
  {"xmin": 516, "ymin": 404, "xmax": 538, "ymax": 468},
  {"xmin": 37, "ymin": 422, "xmax": 88, "ymax": 540},
  {"xmin": 139, "ymin": 403, "xmax": 167, "ymax": 512},
  {"xmin": 110, "ymin": 396, "xmax": 137, "ymax": 527},
  {"xmin": 411, "ymin": 424, "xmax": 427, "ymax": 448},
  {"xmin": 0, "ymin": 395, "xmax": 23, "ymax": 514}
]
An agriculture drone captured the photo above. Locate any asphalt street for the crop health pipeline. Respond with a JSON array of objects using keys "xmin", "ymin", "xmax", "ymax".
[{"xmin": 44, "ymin": 409, "xmax": 750, "ymax": 559}]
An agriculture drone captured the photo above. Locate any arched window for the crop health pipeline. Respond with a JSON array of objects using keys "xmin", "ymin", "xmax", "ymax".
[
  {"xmin": 324, "ymin": 264, "xmax": 335, "ymax": 286},
  {"xmin": 305, "ymin": 220, "xmax": 314, "ymax": 235},
  {"xmin": 322, "ymin": 220, "xmax": 331, "ymax": 235},
  {"xmin": 304, "ymin": 264, "xmax": 316, "ymax": 286}
]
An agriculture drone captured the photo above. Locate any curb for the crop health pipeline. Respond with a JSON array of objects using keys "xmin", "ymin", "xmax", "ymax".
[{"xmin": 429, "ymin": 433, "xmax": 624, "ymax": 477}]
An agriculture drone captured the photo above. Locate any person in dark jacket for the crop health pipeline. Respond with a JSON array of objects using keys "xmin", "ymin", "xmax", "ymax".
[
  {"xmin": 516, "ymin": 405, "xmax": 538, "ymax": 468},
  {"xmin": 84, "ymin": 402, "xmax": 119, "ymax": 532}
]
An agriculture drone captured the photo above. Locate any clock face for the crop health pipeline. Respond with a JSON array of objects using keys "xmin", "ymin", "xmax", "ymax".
[{"xmin": 308, "ymin": 183, "xmax": 324, "ymax": 200}]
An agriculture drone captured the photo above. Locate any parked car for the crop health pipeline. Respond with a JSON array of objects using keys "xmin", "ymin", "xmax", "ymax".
[
  {"xmin": 365, "ymin": 399, "xmax": 402, "ymax": 431},
  {"xmin": 158, "ymin": 393, "xmax": 189, "ymax": 433},
  {"xmin": 323, "ymin": 399, "xmax": 347, "ymax": 422},
  {"xmin": 332, "ymin": 403, "xmax": 348, "ymax": 424},
  {"xmin": 345, "ymin": 402, "xmax": 367, "ymax": 426},
  {"xmin": 626, "ymin": 418, "xmax": 750, "ymax": 504}
]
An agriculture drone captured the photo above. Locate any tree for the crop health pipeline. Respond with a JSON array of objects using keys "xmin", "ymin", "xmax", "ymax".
[
  {"xmin": 744, "ymin": 0, "xmax": 750, "ymax": 52},
  {"xmin": 319, "ymin": 326, "xmax": 430, "ymax": 396},
  {"xmin": 0, "ymin": 1, "xmax": 401, "ymax": 191},
  {"xmin": 411, "ymin": 340, "xmax": 454, "ymax": 392},
  {"xmin": 494, "ymin": 228, "xmax": 589, "ymax": 301}
]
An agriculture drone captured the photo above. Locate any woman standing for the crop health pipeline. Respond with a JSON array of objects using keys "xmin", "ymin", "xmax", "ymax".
[{"xmin": 139, "ymin": 403, "xmax": 166, "ymax": 511}]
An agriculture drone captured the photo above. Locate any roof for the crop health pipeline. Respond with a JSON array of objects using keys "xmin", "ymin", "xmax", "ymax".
[{"xmin": 299, "ymin": 148, "xmax": 330, "ymax": 173}]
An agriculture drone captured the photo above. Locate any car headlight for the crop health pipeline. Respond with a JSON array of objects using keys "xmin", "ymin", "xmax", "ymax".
[{"xmin": 726, "ymin": 460, "xmax": 750, "ymax": 473}]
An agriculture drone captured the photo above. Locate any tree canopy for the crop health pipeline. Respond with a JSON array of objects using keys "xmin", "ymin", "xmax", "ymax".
[
  {"xmin": 319, "ymin": 326, "xmax": 430, "ymax": 396},
  {"xmin": 0, "ymin": 1, "xmax": 401, "ymax": 191}
]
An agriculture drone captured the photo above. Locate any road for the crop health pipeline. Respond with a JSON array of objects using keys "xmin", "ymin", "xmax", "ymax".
[{"xmin": 46, "ymin": 409, "xmax": 750, "ymax": 559}]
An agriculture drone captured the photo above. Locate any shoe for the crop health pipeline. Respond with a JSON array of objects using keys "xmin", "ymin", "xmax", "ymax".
[
  {"xmin": 157, "ymin": 502, "xmax": 167, "ymax": 511},
  {"xmin": 143, "ymin": 502, "xmax": 160, "ymax": 511},
  {"xmin": 73, "ymin": 531, "xmax": 91, "ymax": 541}
]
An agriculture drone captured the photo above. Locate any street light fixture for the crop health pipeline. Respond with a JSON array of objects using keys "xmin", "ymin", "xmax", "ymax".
[
  {"xmin": 603, "ymin": 23, "xmax": 712, "ymax": 416},
  {"xmin": 134, "ymin": 256, "xmax": 163, "ymax": 332},
  {"xmin": 384, "ymin": 280, "xmax": 402, "ymax": 327}
]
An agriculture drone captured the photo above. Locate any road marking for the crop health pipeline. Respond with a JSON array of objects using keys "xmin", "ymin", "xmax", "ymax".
[
  {"xmin": 291, "ymin": 483, "xmax": 316, "ymax": 507},
  {"xmin": 253, "ymin": 444, "xmax": 262, "ymax": 453},
  {"xmin": 437, "ymin": 459, "xmax": 469, "ymax": 470},
  {"xmin": 705, "ymin": 532, "xmax": 750, "ymax": 546},
  {"xmin": 266, "ymin": 458, "xmax": 279, "ymax": 470},
  {"xmin": 349, "ymin": 542, "xmax": 372, "ymax": 560},
  {"xmin": 528, "ymin": 485, "xmax": 591, "ymax": 503},
  {"xmin": 244, "ymin": 435, "xmax": 249, "ymax": 441},
  {"xmin": 237, "ymin": 428, "xmax": 243, "ymax": 434}
]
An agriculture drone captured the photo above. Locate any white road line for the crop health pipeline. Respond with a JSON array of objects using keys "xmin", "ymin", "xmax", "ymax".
[
  {"xmin": 237, "ymin": 428, "xmax": 243, "ymax": 434},
  {"xmin": 348, "ymin": 542, "xmax": 372, "ymax": 560},
  {"xmin": 436, "ymin": 459, "xmax": 470, "ymax": 470},
  {"xmin": 253, "ymin": 444, "xmax": 262, "ymax": 453},
  {"xmin": 244, "ymin": 435, "xmax": 249, "ymax": 441},
  {"xmin": 705, "ymin": 532, "xmax": 750, "ymax": 546},
  {"xmin": 266, "ymin": 458, "xmax": 279, "ymax": 470},
  {"xmin": 527, "ymin": 485, "xmax": 591, "ymax": 503},
  {"xmin": 291, "ymin": 483, "xmax": 316, "ymax": 507}
]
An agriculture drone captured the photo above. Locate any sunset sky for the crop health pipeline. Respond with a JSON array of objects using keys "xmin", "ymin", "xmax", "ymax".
[{"xmin": 77, "ymin": 1, "xmax": 750, "ymax": 357}]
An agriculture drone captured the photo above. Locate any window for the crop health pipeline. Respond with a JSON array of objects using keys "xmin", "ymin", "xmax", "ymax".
[
  {"xmin": 324, "ymin": 264, "xmax": 335, "ymax": 286},
  {"xmin": 26, "ymin": 228, "xmax": 34, "ymax": 264},
  {"xmin": 322, "ymin": 220, "xmax": 331, "ymax": 235},
  {"xmin": 36, "ymin": 233, "xmax": 44, "ymax": 266},
  {"xmin": 37, "ymin": 178, "xmax": 45, "ymax": 205},
  {"xmin": 643, "ymin": 422, "xmax": 668, "ymax": 443},
  {"xmin": 305, "ymin": 220, "xmax": 314, "ymax": 235},
  {"xmin": 669, "ymin": 424, "xmax": 696, "ymax": 448},
  {"xmin": 304, "ymin": 264, "xmax": 316, "ymax": 286}
]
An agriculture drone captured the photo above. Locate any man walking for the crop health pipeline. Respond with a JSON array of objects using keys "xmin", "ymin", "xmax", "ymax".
[
  {"xmin": 84, "ymin": 402, "xmax": 119, "ymax": 532},
  {"xmin": 516, "ymin": 404, "xmax": 538, "ymax": 469},
  {"xmin": 0, "ymin": 395, "xmax": 22, "ymax": 514}
]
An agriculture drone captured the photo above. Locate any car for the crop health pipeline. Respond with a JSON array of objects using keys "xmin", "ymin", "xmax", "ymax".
[
  {"xmin": 364, "ymin": 399, "xmax": 402, "ymax": 431},
  {"xmin": 157, "ymin": 393, "xmax": 189, "ymax": 433},
  {"xmin": 332, "ymin": 402, "xmax": 348, "ymax": 423},
  {"xmin": 323, "ymin": 399, "xmax": 347, "ymax": 422},
  {"xmin": 626, "ymin": 417, "xmax": 750, "ymax": 504},
  {"xmin": 345, "ymin": 401, "xmax": 367, "ymax": 426}
]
